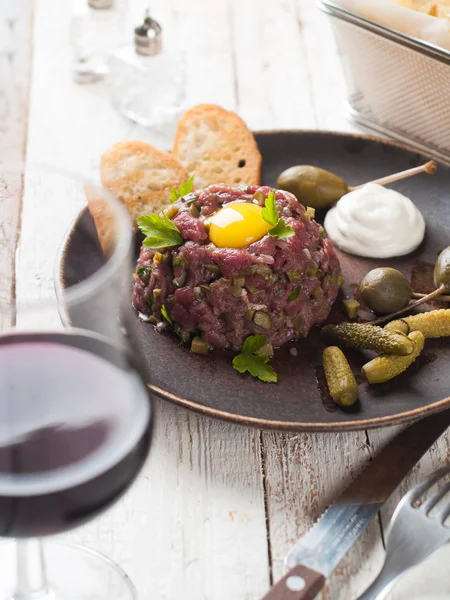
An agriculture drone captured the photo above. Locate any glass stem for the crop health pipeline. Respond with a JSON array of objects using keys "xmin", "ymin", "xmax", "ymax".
[{"xmin": 13, "ymin": 540, "xmax": 49, "ymax": 600}]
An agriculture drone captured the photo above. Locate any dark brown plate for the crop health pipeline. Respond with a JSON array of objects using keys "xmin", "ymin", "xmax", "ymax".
[{"xmin": 59, "ymin": 131, "xmax": 450, "ymax": 431}]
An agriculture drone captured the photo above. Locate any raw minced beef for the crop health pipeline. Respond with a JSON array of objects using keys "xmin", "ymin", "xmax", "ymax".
[{"xmin": 132, "ymin": 184, "xmax": 341, "ymax": 351}]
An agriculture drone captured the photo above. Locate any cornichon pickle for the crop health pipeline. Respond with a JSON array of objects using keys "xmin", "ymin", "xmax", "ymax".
[
  {"xmin": 254, "ymin": 311, "xmax": 272, "ymax": 329},
  {"xmin": 252, "ymin": 190, "xmax": 266, "ymax": 206},
  {"xmin": 386, "ymin": 309, "xmax": 450, "ymax": 338},
  {"xmin": 164, "ymin": 205, "xmax": 179, "ymax": 219},
  {"xmin": 191, "ymin": 337, "xmax": 209, "ymax": 354},
  {"xmin": 233, "ymin": 276, "xmax": 246, "ymax": 288},
  {"xmin": 362, "ymin": 331, "xmax": 425, "ymax": 384},
  {"xmin": 323, "ymin": 346, "xmax": 358, "ymax": 407},
  {"xmin": 321, "ymin": 323, "xmax": 414, "ymax": 355},
  {"xmin": 205, "ymin": 264, "xmax": 221, "ymax": 275},
  {"xmin": 384, "ymin": 319, "xmax": 409, "ymax": 335},
  {"xmin": 189, "ymin": 203, "xmax": 200, "ymax": 218},
  {"xmin": 343, "ymin": 298, "xmax": 360, "ymax": 319}
]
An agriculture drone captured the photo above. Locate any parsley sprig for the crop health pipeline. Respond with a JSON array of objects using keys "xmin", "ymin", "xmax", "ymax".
[
  {"xmin": 137, "ymin": 213, "xmax": 182, "ymax": 250},
  {"xmin": 262, "ymin": 191, "xmax": 295, "ymax": 240},
  {"xmin": 170, "ymin": 175, "xmax": 195, "ymax": 204},
  {"xmin": 232, "ymin": 335, "xmax": 278, "ymax": 383}
]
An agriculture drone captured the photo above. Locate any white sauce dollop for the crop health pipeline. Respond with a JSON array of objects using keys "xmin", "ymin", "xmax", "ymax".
[{"xmin": 324, "ymin": 183, "xmax": 425, "ymax": 258}]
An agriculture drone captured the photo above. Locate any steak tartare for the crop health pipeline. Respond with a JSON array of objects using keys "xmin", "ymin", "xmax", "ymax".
[{"xmin": 132, "ymin": 184, "xmax": 341, "ymax": 351}]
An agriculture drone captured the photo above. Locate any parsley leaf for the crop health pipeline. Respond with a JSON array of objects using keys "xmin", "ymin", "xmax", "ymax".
[
  {"xmin": 170, "ymin": 175, "xmax": 195, "ymax": 203},
  {"xmin": 242, "ymin": 334, "xmax": 267, "ymax": 354},
  {"xmin": 262, "ymin": 190, "xmax": 295, "ymax": 240},
  {"xmin": 269, "ymin": 219, "xmax": 295, "ymax": 240},
  {"xmin": 288, "ymin": 286, "xmax": 302, "ymax": 302},
  {"xmin": 232, "ymin": 334, "xmax": 278, "ymax": 383},
  {"xmin": 233, "ymin": 353, "xmax": 278, "ymax": 383},
  {"xmin": 261, "ymin": 191, "xmax": 278, "ymax": 226},
  {"xmin": 161, "ymin": 304, "xmax": 172, "ymax": 325},
  {"xmin": 137, "ymin": 213, "xmax": 182, "ymax": 250}
]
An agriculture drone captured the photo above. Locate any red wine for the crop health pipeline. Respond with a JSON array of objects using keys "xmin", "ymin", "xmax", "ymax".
[{"xmin": 0, "ymin": 331, "xmax": 152, "ymax": 538}]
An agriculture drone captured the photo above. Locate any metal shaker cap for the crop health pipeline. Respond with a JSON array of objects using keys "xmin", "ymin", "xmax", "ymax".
[
  {"xmin": 88, "ymin": 0, "xmax": 114, "ymax": 8},
  {"xmin": 134, "ymin": 11, "xmax": 162, "ymax": 56}
]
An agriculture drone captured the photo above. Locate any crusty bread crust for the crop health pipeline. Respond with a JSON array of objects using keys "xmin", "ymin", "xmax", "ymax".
[
  {"xmin": 99, "ymin": 140, "xmax": 189, "ymax": 229},
  {"xmin": 172, "ymin": 104, "xmax": 261, "ymax": 189},
  {"xmin": 84, "ymin": 183, "xmax": 119, "ymax": 255}
]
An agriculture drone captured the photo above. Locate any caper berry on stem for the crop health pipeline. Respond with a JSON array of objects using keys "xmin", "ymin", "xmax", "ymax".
[
  {"xmin": 351, "ymin": 160, "xmax": 436, "ymax": 191},
  {"xmin": 434, "ymin": 246, "xmax": 450, "ymax": 292},
  {"xmin": 360, "ymin": 268, "xmax": 411, "ymax": 315},
  {"xmin": 368, "ymin": 248, "xmax": 450, "ymax": 326},
  {"xmin": 276, "ymin": 161, "xmax": 437, "ymax": 210},
  {"xmin": 410, "ymin": 247, "xmax": 450, "ymax": 303},
  {"xmin": 371, "ymin": 285, "xmax": 447, "ymax": 326},
  {"xmin": 277, "ymin": 165, "xmax": 348, "ymax": 209}
]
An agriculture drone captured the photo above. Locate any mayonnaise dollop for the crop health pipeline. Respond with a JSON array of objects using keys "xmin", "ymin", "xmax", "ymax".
[{"xmin": 324, "ymin": 183, "xmax": 425, "ymax": 258}]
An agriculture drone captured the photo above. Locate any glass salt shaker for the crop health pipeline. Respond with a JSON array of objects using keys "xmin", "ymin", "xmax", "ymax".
[
  {"xmin": 71, "ymin": 0, "xmax": 126, "ymax": 84},
  {"xmin": 108, "ymin": 12, "xmax": 187, "ymax": 127}
]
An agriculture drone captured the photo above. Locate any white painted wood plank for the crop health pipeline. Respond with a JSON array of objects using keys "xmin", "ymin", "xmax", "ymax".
[
  {"xmin": 0, "ymin": 0, "xmax": 33, "ymax": 327},
  {"xmin": 262, "ymin": 430, "xmax": 386, "ymax": 599},
  {"xmin": 16, "ymin": 2, "xmax": 270, "ymax": 600},
  {"xmin": 229, "ymin": 0, "xmax": 316, "ymax": 131},
  {"xmin": 229, "ymin": 0, "xmax": 362, "ymax": 133},
  {"xmin": 170, "ymin": 0, "xmax": 236, "ymax": 111},
  {"xmin": 295, "ymin": 0, "xmax": 362, "ymax": 133}
]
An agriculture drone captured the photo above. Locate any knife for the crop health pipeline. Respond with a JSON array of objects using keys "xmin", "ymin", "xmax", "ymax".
[{"xmin": 262, "ymin": 409, "xmax": 450, "ymax": 600}]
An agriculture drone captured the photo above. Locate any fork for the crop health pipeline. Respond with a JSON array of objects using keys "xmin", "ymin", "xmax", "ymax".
[{"xmin": 356, "ymin": 466, "xmax": 450, "ymax": 600}]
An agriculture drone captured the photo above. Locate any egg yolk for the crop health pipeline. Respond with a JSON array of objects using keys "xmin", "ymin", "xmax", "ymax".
[{"xmin": 206, "ymin": 202, "xmax": 272, "ymax": 248}]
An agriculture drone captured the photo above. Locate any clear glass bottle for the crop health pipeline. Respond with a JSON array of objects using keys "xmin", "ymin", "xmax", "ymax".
[
  {"xmin": 71, "ymin": 0, "xmax": 126, "ymax": 83},
  {"xmin": 108, "ymin": 12, "xmax": 187, "ymax": 128}
]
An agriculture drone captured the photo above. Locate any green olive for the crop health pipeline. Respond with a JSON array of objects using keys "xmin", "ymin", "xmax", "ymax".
[
  {"xmin": 360, "ymin": 268, "xmax": 412, "ymax": 315},
  {"xmin": 277, "ymin": 165, "xmax": 348, "ymax": 209},
  {"xmin": 434, "ymin": 246, "xmax": 450, "ymax": 292}
]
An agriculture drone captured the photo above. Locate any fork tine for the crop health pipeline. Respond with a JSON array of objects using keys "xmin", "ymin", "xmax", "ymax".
[
  {"xmin": 407, "ymin": 466, "xmax": 450, "ymax": 504},
  {"xmin": 422, "ymin": 480, "xmax": 450, "ymax": 514}
]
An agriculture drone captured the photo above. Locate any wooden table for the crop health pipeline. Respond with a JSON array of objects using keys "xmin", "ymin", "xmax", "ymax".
[{"xmin": 2, "ymin": 0, "xmax": 450, "ymax": 598}]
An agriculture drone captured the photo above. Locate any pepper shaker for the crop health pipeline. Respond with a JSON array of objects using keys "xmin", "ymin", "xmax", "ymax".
[{"xmin": 108, "ymin": 11, "xmax": 187, "ymax": 127}]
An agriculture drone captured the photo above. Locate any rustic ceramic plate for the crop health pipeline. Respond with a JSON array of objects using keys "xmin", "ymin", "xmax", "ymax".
[{"xmin": 59, "ymin": 131, "xmax": 450, "ymax": 431}]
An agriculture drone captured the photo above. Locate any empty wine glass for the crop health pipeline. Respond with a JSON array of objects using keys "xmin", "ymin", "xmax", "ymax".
[{"xmin": 0, "ymin": 164, "xmax": 153, "ymax": 600}]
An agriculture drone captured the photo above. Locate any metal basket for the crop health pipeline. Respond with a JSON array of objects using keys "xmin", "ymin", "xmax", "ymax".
[{"xmin": 319, "ymin": 0, "xmax": 450, "ymax": 163}]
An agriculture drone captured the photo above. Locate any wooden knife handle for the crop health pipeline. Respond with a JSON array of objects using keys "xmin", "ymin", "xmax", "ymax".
[{"xmin": 261, "ymin": 565, "xmax": 325, "ymax": 600}]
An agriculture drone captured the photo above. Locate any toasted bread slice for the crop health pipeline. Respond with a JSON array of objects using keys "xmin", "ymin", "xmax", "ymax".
[
  {"xmin": 84, "ymin": 183, "xmax": 123, "ymax": 255},
  {"xmin": 173, "ymin": 104, "xmax": 262, "ymax": 189},
  {"xmin": 99, "ymin": 140, "xmax": 189, "ymax": 232}
]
